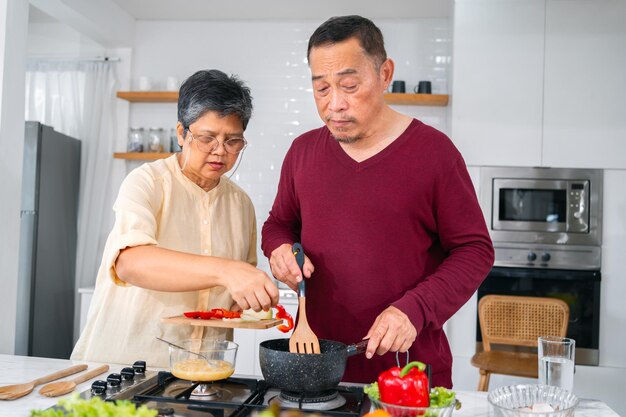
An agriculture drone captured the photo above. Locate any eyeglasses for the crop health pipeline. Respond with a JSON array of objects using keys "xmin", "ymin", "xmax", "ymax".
[{"xmin": 187, "ymin": 130, "xmax": 247, "ymax": 154}]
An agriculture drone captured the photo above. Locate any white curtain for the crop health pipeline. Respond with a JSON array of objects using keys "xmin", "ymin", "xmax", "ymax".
[{"xmin": 25, "ymin": 60, "xmax": 117, "ymax": 339}]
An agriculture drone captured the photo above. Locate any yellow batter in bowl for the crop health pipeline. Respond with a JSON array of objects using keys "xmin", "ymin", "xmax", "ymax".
[{"xmin": 172, "ymin": 358, "xmax": 235, "ymax": 381}]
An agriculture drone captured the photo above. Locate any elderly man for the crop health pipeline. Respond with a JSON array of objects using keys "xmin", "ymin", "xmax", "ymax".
[{"xmin": 262, "ymin": 16, "xmax": 494, "ymax": 387}]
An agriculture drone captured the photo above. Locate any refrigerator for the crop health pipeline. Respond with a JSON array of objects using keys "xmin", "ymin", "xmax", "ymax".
[{"xmin": 15, "ymin": 121, "xmax": 81, "ymax": 359}]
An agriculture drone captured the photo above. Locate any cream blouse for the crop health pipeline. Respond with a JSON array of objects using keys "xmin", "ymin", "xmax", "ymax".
[{"xmin": 71, "ymin": 155, "xmax": 257, "ymax": 367}]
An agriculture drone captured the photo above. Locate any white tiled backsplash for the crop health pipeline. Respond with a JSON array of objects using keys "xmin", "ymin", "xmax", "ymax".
[{"xmin": 125, "ymin": 18, "xmax": 452, "ymax": 274}]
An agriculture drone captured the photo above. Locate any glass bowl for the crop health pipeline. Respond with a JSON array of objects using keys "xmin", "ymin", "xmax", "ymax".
[
  {"xmin": 369, "ymin": 397, "xmax": 457, "ymax": 417},
  {"xmin": 488, "ymin": 384, "xmax": 579, "ymax": 417},
  {"xmin": 168, "ymin": 339, "xmax": 238, "ymax": 382}
]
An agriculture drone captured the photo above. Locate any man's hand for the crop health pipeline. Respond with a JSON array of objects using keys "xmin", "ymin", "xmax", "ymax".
[
  {"xmin": 269, "ymin": 243, "xmax": 315, "ymax": 291},
  {"xmin": 364, "ymin": 305, "xmax": 417, "ymax": 359}
]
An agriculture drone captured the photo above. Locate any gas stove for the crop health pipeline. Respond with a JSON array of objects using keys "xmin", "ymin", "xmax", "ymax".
[{"xmin": 74, "ymin": 362, "xmax": 370, "ymax": 417}]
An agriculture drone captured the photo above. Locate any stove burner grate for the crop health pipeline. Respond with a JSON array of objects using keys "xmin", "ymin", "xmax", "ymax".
[
  {"xmin": 269, "ymin": 389, "xmax": 347, "ymax": 411},
  {"xmin": 280, "ymin": 389, "xmax": 339, "ymax": 403}
]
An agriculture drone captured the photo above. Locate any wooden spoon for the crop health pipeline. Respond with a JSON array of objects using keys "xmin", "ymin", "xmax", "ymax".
[
  {"xmin": 289, "ymin": 243, "xmax": 321, "ymax": 354},
  {"xmin": 38, "ymin": 364, "xmax": 109, "ymax": 397},
  {"xmin": 0, "ymin": 364, "xmax": 88, "ymax": 400}
]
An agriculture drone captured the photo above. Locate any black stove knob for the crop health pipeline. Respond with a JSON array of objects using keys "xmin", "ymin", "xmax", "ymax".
[
  {"xmin": 132, "ymin": 360, "xmax": 146, "ymax": 374},
  {"xmin": 527, "ymin": 252, "xmax": 537, "ymax": 262},
  {"xmin": 541, "ymin": 252, "xmax": 551, "ymax": 262},
  {"xmin": 157, "ymin": 408, "xmax": 175, "ymax": 416},
  {"xmin": 106, "ymin": 372, "xmax": 122, "ymax": 387},
  {"xmin": 91, "ymin": 380, "xmax": 108, "ymax": 395},
  {"xmin": 121, "ymin": 367, "xmax": 135, "ymax": 380}
]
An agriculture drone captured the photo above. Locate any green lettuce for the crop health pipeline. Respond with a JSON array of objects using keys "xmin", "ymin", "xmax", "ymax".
[
  {"xmin": 429, "ymin": 386, "xmax": 457, "ymax": 408},
  {"xmin": 363, "ymin": 382, "xmax": 380, "ymax": 401}
]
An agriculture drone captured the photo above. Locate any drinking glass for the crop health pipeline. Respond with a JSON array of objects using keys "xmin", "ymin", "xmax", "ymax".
[{"xmin": 538, "ymin": 336, "xmax": 575, "ymax": 392}]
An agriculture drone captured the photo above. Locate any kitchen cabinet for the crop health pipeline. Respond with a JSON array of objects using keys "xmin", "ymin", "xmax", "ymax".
[
  {"xmin": 451, "ymin": 0, "xmax": 545, "ymax": 167},
  {"xmin": 453, "ymin": 0, "xmax": 626, "ymax": 169},
  {"xmin": 542, "ymin": 0, "xmax": 626, "ymax": 169},
  {"xmin": 78, "ymin": 287, "xmax": 94, "ymax": 334}
]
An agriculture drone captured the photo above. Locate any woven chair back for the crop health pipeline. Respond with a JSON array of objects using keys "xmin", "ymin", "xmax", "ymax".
[{"xmin": 478, "ymin": 295, "xmax": 569, "ymax": 350}]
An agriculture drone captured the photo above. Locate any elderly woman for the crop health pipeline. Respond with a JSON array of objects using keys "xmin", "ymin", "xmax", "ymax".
[{"xmin": 72, "ymin": 70, "xmax": 278, "ymax": 367}]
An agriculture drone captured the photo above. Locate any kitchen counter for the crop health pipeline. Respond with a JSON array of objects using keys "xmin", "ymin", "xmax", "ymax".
[
  {"xmin": 0, "ymin": 354, "xmax": 133, "ymax": 416},
  {"xmin": 0, "ymin": 354, "xmax": 620, "ymax": 416}
]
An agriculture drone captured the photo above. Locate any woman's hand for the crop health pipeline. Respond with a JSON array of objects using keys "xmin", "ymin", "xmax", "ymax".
[
  {"xmin": 221, "ymin": 260, "xmax": 279, "ymax": 312},
  {"xmin": 268, "ymin": 243, "xmax": 315, "ymax": 291}
]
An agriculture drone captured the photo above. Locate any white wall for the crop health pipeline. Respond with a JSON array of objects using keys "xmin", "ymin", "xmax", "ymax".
[
  {"xmin": 0, "ymin": 0, "xmax": 29, "ymax": 355},
  {"xmin": 122, "ymin": 18, "xmax": 452, "ymax": 278},
  {"xmin": 29, "ymin": 0, "xmax": 134, "ymax": 48},
  {"xmin": 26, "ymin": 22, "xmax": 106, "ymax": 58}
]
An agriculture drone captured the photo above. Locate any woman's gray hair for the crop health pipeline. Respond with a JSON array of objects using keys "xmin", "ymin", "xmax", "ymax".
[{"xmin": 177, "ymin": 69, "xmax": 253, "ymax": 132}]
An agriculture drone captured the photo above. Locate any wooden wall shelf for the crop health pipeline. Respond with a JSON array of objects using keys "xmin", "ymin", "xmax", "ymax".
[
  {"xmin": 384, "ymin": 93, "xmax": 449, "ymax": 106},
  {"xmin": 114, "ymin": 152, "xmax": 174, "ymax": 160},
  {"xmin": 116, "ymin": 91, "xmax": 178, "ymax": 102},
  {"xmin": 117, "ymin": 91, "xmax": 448, "ymax": 106}
]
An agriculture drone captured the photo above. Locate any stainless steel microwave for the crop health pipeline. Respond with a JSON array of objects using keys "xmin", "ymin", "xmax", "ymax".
[{"xmin": 479, "ymin": 167, "xmax": 603, "ymax": 248}]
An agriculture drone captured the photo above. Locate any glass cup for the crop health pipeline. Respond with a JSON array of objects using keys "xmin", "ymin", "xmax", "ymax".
[{"xmin": 538, "ymin": 336, "xmax": 575, "ymax": 392}]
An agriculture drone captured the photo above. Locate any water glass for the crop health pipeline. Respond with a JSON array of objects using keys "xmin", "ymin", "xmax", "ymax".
[{"xmin": 538, "ymin": 336, "xmax": 575, "ymax": 392}]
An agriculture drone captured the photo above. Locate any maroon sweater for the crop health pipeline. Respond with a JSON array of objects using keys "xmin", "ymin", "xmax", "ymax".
[{"xmin": 262, "ymin": 119, "xmax": 494, "ymax": 387}]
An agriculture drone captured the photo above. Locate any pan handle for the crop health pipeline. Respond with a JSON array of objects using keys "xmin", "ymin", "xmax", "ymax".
[{"xmin": 346, "ymin": 339, "xmax": 369, "ymax": 357}]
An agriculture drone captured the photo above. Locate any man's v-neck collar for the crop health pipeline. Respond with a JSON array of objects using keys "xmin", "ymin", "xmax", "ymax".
[{"xmin": 327, "ymin": 119, "xmax": 420, "ymax": 172}]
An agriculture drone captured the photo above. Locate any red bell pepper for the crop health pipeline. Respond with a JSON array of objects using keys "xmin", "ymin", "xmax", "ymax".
[
  {"xmin": 275, "ymin": 304, "xmax": 294, "ymax": 333},
  {"xmin": 184, "ymin": 311, "xmax": 210, "ymax": 319},
  {"xmin": 183, "ymin": 308, "xmax": 242, "ymax": 320},
  {"xmin": 377, "ymin": 361, "xmax": 429, "ymax": 407}
]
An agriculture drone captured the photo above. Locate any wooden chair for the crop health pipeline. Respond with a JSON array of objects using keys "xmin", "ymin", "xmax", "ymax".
[{"xmin": 471, "ymin": 294, "xmax": 569, "ymax": 391}]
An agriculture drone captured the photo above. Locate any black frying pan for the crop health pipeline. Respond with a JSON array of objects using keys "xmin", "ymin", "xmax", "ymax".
[{"xmin": 259, "ymin": 338, "xmax": 368, "ymax": 392}]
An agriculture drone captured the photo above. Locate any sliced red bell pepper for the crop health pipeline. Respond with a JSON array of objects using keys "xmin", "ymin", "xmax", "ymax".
[
  {"xmin": 221, "ymin": 309, "xmax": 242, "ymax": 319},
  {"xmin": 185, "ymin": 311, "xmax": 216, "ymax": 319},
  {"xmin": 183, "ymin": 308, "xmax": 241, "ymax": 320},
  {"xmin": 378, "ymin": 361, "xmax": 429, "ymax": 407},
  {"xmin": 275, "ymin": 304, "xmax": 294, "ymax": 333}
]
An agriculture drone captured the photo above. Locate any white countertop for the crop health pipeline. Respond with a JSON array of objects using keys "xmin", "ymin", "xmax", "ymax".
[
  {"xmin": 0, "ymin": 354, "xmax": 134, "ymax": 416},
  {"xmin": 0, "ymin": 354, "xmax": 620, "ymax": 416}
]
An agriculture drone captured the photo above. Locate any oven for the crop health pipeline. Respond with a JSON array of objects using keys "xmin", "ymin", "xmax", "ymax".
[
  {"xmin": 477, "ymin": 267, "xmax": 600, "ymax": 365},
  {"xmin": 477, "ymin": 166, "xmax": 603, "ymax": 366}
]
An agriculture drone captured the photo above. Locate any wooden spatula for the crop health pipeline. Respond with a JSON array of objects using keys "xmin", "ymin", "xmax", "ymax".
[
  {"xmin": 0, "ymin": 364, "xmax": 88, "ymax": 400},
  {"xmin": 289, "ymin": 243, "xmax": 321, "ymax": 354},
  {"xmin": 38, "ymin": 364, "xmax": 109, "ymax": 397}
]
